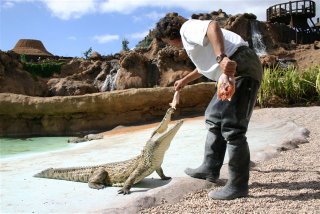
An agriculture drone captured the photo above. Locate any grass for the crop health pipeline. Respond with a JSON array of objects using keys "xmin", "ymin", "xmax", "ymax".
[{"xmin": 257, "ymin": 65, "xmax": 320, "ymax": 107}]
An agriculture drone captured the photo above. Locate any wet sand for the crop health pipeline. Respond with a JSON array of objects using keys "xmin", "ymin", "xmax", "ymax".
[{"xmin": 102, "ymin": 115, "xmax": 204, "ymax": 136}]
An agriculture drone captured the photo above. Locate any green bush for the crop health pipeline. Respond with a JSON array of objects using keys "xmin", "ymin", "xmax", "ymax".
[
  {"xmin": 257, "ymin": 65, "xmax": 320, "ymax": 107},
  {"xmin": 122, "ymin": 38, "xmax": 130, "ymax": 51},
  {"xmin": 20, "ymin": 54, "xmax": 27, "ymax": 63},
  {"xmin": 316, "ymin": 68, "xmax": 320, "ymax": 94},
  {"xmin": 83, "ymin": 47, "xmax": 92, "ymax": 59},
  {"xmin": 136, "ymin": 31, "xmax": 155, "ymax": 48},
  {"xmin": 23, "ymin": 62, "xmax": 64, "ymax": 78}
]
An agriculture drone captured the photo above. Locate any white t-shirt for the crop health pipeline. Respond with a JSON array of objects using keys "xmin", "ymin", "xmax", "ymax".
[{"xmin": 180, "ymin": 19, "xmax": 249, "ymax": 81}]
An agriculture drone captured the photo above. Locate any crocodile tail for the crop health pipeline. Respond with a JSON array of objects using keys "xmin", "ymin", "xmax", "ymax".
[
  {"xmin": 34, "ymin": 168, "xmax": 59, "ymax": 179},
  {"xmin": 34, "ymin": 167, "xmax": 91, "ymax": 183}
]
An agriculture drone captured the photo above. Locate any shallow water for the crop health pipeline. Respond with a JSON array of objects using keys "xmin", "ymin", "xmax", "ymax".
[
  {"xmin": 0, "ymin": 116, "xmax": 301, "ymax": 162},
  {"xmin": 0, "ymin": 137, "xmax": 71, "ymax": 159}
]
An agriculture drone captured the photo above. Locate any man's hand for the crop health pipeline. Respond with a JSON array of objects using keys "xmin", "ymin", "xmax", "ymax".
[
  {"xmin": 219, "ymin": 57, "xmax": 237, "ymax": 76},
  {"xmin": 173, "ymin": 69, "xmax": 202, "ymax": 91},
  {"xmin": 174, "ymin": 79, "xmax": 186, "ymax": 91}
]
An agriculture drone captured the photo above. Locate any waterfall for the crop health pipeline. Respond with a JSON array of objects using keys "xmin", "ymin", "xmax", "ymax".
[
  {"xmin": 250, "ymin": 20, "xmax": 267, "ymax": 56},
  {"xmin": 101, "ymin": 68, "xmax": 119, "ymax": 92}
]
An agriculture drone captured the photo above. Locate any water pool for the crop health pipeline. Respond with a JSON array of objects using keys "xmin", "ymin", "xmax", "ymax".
[{"xmin": 0, "ymin": 137, "xmax": 71, "ymax": 159}]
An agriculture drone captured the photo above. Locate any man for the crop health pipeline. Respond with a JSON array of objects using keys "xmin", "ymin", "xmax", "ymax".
[{"xmin": 154, "ymin": 13, "xmax": 263, "ymax": 200}]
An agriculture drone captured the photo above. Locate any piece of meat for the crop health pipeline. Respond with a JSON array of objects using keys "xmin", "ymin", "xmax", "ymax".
[{"xmin": 217, "ymin": 73, "xmax": 235, "ymax": 101}]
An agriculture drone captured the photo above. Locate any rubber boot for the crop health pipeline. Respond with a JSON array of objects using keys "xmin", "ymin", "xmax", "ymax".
[
  {"xmin": 208, "ymin": 138, "xmax": 250, "ymax": 200},
  {"xmin": 184, "ymin": 129, "xmax": 227, "ymax": 182}
]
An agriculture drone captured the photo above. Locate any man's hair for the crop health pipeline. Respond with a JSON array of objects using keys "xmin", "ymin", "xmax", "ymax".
[{"xmin": 154, "ymin": 13, "xmax": 187, "ymax": 40}]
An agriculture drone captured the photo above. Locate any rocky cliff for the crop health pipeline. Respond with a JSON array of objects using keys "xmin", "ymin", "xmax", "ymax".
[{"xmin": 2, "ymin": 11, "xmax": 318, "ymax": 97}]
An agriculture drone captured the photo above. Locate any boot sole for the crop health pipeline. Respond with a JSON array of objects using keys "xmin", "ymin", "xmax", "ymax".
[
  {"xmin": 184, "ymin": 171, "xmax": 218, "ymax": 183},
  {"xmin": 208, "ymin": 189, "xmax": 248, "ymax": 200}
]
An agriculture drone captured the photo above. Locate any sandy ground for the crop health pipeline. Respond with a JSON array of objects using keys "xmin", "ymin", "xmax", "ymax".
[
  {"xmin": 141, "ymin": 106, "xmax": 320, "ymax": 213},
  {"xmin": 0, "ymin": 107, "xmax": 318, "ymax": 213}
]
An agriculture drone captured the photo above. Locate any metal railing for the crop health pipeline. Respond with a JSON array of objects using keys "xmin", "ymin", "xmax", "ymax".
[{"xmin": 267, "ymin": 0, "xmax": 316, "ymax": 21}]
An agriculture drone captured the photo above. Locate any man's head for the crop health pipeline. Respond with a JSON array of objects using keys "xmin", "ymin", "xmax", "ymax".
[{"xmin": 154, "ymin": 13, "xmax": 186, "ymax": 48}]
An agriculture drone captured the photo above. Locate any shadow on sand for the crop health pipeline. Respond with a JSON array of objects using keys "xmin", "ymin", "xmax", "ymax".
[
  {"xmin": 129, "ymin": 178, "xmax": 172, "ymax": 193},
  {"xmin": 250, "ymin": 180, "xmax": 320, "ymax": 201}
]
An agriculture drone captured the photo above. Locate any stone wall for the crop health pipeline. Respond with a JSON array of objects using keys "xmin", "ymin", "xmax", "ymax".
[{"xmin": 0, "ymin": 83, "xmax": 215, "ymax": 137}]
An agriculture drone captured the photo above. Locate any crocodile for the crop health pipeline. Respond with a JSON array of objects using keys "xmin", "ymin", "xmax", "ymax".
[{"xmin": 34, "ymin": 107, "xmax": 183, "ymax": 194}]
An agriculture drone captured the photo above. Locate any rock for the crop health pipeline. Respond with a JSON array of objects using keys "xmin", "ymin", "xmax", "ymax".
[
  {"xmin": 67, "ymin": 137, "xmax": 85, "ymax": 144},
  {"xmin": 139, "ymin": 39, "xmax": 166, "ymax": 60},
  {"xmin": 89, "ymin": 51, "xmax": 102, "ymax": 60},
  {"xmin": 47, "ymin": 78, "xmax": 99, "ymax": 96},
  {"xmin": 79, "ymin": 60, "xmax": 102, "ymax": 77},
  {"xmin": 243, "ymin": 13, "xmax": 257, "ymax": 20},
  {"xmin": 60, "ymin": 59, "xmax": 83, "ymax": 77},
  {"xmin": 225, "ymin": 14, "xmax": 252, "ymax": 42},
  {"xmin": 156, "ymin": 46, "xmax": 196, "ymax": 87},
  {"xmin": 0, "ymin": 82, "xmax": 215, "ymax": 137},
  {"xmin": 53, "ymin": 59, "xmax": 110, "ymax": 95},
  {"xmin": 259, "ymin": 55, "xmax": 277, "ymax": 67},
  {"xmin": 0, "ymin": 51, "xmax": 48, "ymax": 96},
  {"xmin": 191, "ymin": 9, "xmax": 230, "ymax": 27},
  {"xmin": 68, "ymin": 134, "xmax": 104, "ymax": 143},
  {"xmin": 115, "ymin": 52, "xmax": 149, "ymax": 90},
  {"xmin": 277, "ymin": 58, "xmax": 297, "ymax": 69},
  {"xmin": 265, "ymin": 22, "xmax": 296, "ymax": 48},
  {"xmin": 314, "ymin": 40, "xmax": 320, "ymax": 49},
  {"xmin": 159, "ymin": 69, "xmax": 190, "ymax": 87}
]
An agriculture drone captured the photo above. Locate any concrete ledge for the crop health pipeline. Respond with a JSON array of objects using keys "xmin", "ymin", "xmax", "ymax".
[{"xmin": 0, "ymin": 83, "xmax": 215, "ymax": 137}]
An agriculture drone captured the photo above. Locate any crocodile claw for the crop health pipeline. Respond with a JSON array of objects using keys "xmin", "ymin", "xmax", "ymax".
[
  {"xmin": 118, "ymin": 187, "xmax": 130, "ymax": 195},
  {"xmin": 161, "ymin": 176, "xmax": 172, "ymax": 180}
]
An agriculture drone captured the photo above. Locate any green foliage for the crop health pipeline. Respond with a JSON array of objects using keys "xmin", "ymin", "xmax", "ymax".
[
  {"xmin": 316, "ymin": 68, "xmax": 320, "ymax": 94},
  {"xmin": 83, "ymin": 47, "xmax": 92, "ymax": 59},
  {"xmin": 20, "ymin": 54, "xmax": 27, "ymax": 63},
  {"xmin": 23, "ymin": 62, "xmax": 64, "ymax": 78},
  {"xmin": 257, "ymin": 66, "xmax": 320, "ymax": 107},
  {"xmin": 122, "ymin": 38, "xmax": 130, "ymax": 51},
  {"xmin": 136, "ymin": 34, "xmax": 153, "ymax": 49}
]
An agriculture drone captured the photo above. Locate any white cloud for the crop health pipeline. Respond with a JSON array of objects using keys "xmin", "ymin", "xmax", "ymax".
[
  {"xmin": 3, "ymin": 0, "xmax": 319, "ymax": 22},
  {"xmin": 2, "ymin": 0, "xmax": 96, "ymax": 19},
  {"xmin": 68, "ymin": 36, "xmax": 77, "ymax": 40},
  {"xmin": 43, "ymin": 0, "xmax": 96, "ymax": 20},
  {"xmin": 145, "ymin": 11, "xmax": 165, "ymax": 20},
  {"xmin": 132, "ymin": 11, "xmax": 165, "ymax": 23},
  {"xmin": 132, "ymin": 16, "xmax": 142, "ymax": 22},
  {"xmin": 92, "ymin": 34, "xmax": 119, "ymax": 44},
  {"xmin": 129, "ymin": 30, "xmax": 149, "ymax": 40},
  {"xmin": 98, "ymin": 0, "xmax": 306, "ymax": 21},
  {"xmin": 2, "ymin": 1, "xmax": 14, "ymax": 8},
  {"xmin": 1, "ymin": 0, "xmax": 33, "ymax": 9}
]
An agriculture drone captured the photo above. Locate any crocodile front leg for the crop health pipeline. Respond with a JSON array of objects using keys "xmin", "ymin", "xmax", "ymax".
[
  {"xmin": 117, "ymin": 165, "xmax": 148, "ymax": 195},
  {"xmin": 88, "ymin": 167, "xmax": 108, "ymax": 189},
  {"xmin": 156, "ymin": 167, "xmax": 171, "ymax": 180}
]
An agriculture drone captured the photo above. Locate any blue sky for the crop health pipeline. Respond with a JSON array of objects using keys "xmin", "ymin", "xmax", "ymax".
[{"xmin": 1, "ymin": 0, "xmax": 319, "ymax": 57}]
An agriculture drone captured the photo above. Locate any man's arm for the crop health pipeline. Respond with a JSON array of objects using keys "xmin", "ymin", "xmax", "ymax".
[
  {"xmin": 174, "ymin": 68, "xmax": 202, "ymax": 91},
  {"xmin": 206, "ymin": 21, "xmax": 237, "ymax": 76}
]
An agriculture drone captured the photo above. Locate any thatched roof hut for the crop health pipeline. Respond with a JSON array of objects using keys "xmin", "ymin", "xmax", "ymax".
[{"xmin": 11, "ymin": 39, "xmax": 53, "ymax": 57}]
